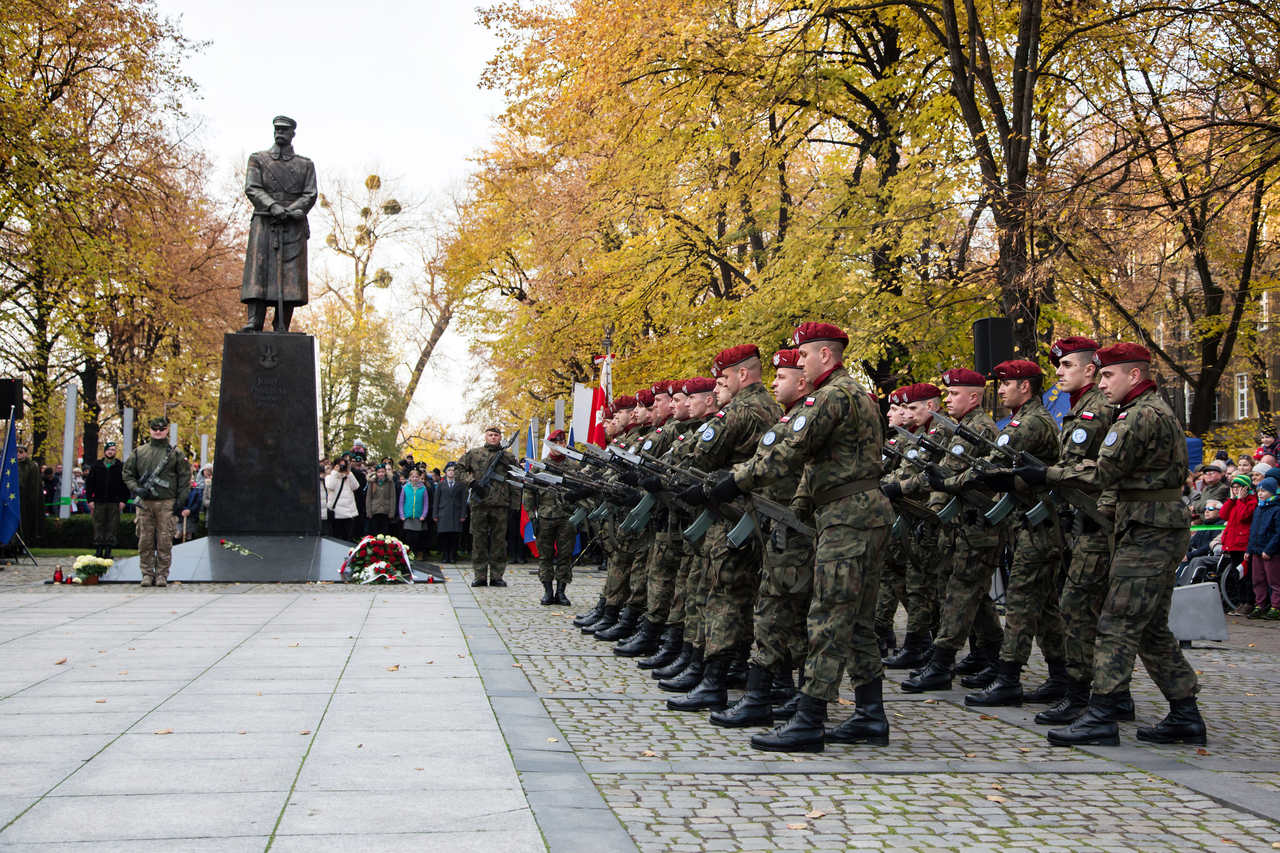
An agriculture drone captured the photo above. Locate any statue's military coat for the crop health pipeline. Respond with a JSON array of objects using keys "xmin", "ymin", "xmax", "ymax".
[{"xmin": 242, "ymin": 146, "xmax": 318, "ymax": 306}]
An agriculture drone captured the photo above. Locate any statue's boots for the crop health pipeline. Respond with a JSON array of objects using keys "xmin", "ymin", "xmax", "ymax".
[
  {"xmin": 573, "ymin": 596, "xmax": 605, "ymax": 627},
  {"xmin": 901, "ymin": 645, "xmax": 955, "ymax": 693},
  {"xmin": 540, "ymin": 582, "xmax": 555, "ymax": 606},
  {"xmin": 883, "ymin": 631, "xmax": 932, "ymax": 669},
  {"xmin": 955, "ymin": 642, "xmax": 1000, "ymax": 676},
  {"xmin": 1047, "ymin": 692, "xmax": 1126, "ymax": 747},
  {"xmin": 1136, "ymin": 697, "xmax": 1207, "ymax": 745},
  {"xmin": 582, "ymin": 605, "xmax": 619, "ymax": 635},
  {"xmin": 826, "ymin": 678, "xmax": 890, "ymax": 746},
  {"xmin": 594, "ymin": 606, "xmax": 638, "ymax": 642},
  {"xmin": 709, "ymin": 664, "xmax": 774, "ymax": 728},
  {"xmin": 725, "ymin": 646, "xmax": 750, "ymax": 689},
  {"xmin": 638, "ymin": 626, "xmax": 683, "ymax": 670},
  {"xmin": 964, "ymin": 659, "xmax": 1023, "ymax": 707},
  {"xmin": 658, "ymin": 647, "xmax": 704, "ymax": 693},
  {"xmin": 554, "ymin": 581, "xmax": 570, "ymax": 606},
  {"xmin": 240, "ymin": 302, "xmax": 266, "ymax": 333},
  {"xmin": 750, "ymin": 694, "xmax": 827, "ymax": 753},
  {"xmin": 1035, "ymin": 677, "xmax": 1090, "ymax": 725},
  {"xmin": 653, "ymin": 642, "xmax": 693, "ymax": 680},
  {"xmin": 1024, "ymin": 658, "xmax": 1070, "ymax": 703},
  {"xmin": 615, "ymin": 618, "xmax": 662, "ymax": 658},
  {"xmin": 666, "ymin": 655, "xmax": 728, "ymax": 711}
]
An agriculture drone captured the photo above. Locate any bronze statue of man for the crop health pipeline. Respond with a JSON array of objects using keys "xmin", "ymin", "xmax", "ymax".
[{"xmin": 240, "ymin": 115, "xmax": 317, "ymax": 333}]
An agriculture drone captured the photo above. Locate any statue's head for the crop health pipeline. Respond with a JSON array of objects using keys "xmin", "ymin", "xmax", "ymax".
[{"xmin": 272, "ymin": 115, "xmax": 297, "ymax": 147}]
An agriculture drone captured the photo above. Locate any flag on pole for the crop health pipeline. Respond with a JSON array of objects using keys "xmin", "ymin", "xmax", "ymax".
[
  {"xmin": 586, "ymin": 385, "xmax": 609, "ymax": 448},
  {"xmin": 0, "ymin": 417, "xmax": 20, "ymax": 546},
  {"xmin": 520, "ymin": 424, "xmax": 539, "ymax": 557}
]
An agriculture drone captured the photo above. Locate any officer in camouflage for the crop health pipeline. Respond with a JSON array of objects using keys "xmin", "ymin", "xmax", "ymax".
[
  {"xmin": 457, "ymin": 426, "xmax": 519, "ymax": 587},
  {"xmin": 122, "ymin": 416, "xmax": 190, "ymax": 587},
  {"xmin": 528, "ymin": 429, "xmax": 578, "ymax": 606},
  {"xmin": 1027, "ymin": 343, "xmax": 1206, "ymax": 747}
]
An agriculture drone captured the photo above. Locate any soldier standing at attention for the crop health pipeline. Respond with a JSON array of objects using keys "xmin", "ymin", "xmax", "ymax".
[
  {"xmin": 529, "ymin": 429, "xmax": 577, "ymax": 606},
  {"xmin": 122, "ymin": 417, "xmax": 189, "ymax": 587},
  {"xmin": 714, "ymin": 323, "xmax": 891, "ymax": 753},
  {"xmin": 875, "ymin": 388, "xmax": 914, "ymax": 659},
  {"xmin": 1027, "ymin": 344, "xmax": 1206, "ymax": 747},
  {"xmin": 458, "ymin": 426, "xmax": 518, "ymax": 587},
  {"xmin": 85, "ymin": 441, "xmax": 129, "ymax": 558}
]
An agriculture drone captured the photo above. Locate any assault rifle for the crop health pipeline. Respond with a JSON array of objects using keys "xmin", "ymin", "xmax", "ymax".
[
  {"xmin": 470, "ymin": 431, "xmax": 520, "ymax": 498},
  {"xmin": 504, "ymin": 465, "xmax": 592, "ymax": 529},
  {"xmin": 881, "ymin": 438, "xmax": 958, "ymax": 525}
]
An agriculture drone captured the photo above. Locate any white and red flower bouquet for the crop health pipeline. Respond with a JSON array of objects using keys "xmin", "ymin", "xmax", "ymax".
[{"xmin": 339, "ymin": 534, "xmax": 414, "ymax": 584}]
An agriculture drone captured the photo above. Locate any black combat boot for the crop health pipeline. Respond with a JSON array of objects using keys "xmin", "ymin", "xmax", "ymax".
[
  {"xmin": 93, "ymin": 547, "xmax": 103, "ymax": 558},
  {"xmin": 554, "ymin": 581, "xmax": 570, "ymax": 605},
  {"xmin": 877, "ymin": 627, "xmax": 897, "ymax": 658},
  {"xmin": 725, "ymin": 646, "xmax": 750, "ymax": 689},
  {"xmin": 883, "ymin": 631, "xmax": 932, "ymax": 669},
  {"xmin": 540, "ymin": 581, "xmax": 555, "ymax": 606},
  {"xmin": 955, "ymin": 642, "xmax": 999, "ymax": 676},
  {"xmin": 960, "ymin": 661, "xmax": 999, "ymax": 689},
  {"xmin": 826, "ymin": 678, "xmax": 890, "ymax": 745},
  {"xmin": 582, "ymin": 604, "xmax": 619, "ymax": 635},
  {"xmin": 658, "ymin": 647, "xmax": 704, "ymax": 692},
  {"xmin": 615, "ymin": 618, "xmax": 662, "ymax": 657},
  {"xmin": 964, "ymin": 659, "xmax": 1023, "ymax": 707},
  {"xmin": 638, "ymin": 626, "xmax": 683, "ymax": 670},
  {"xmin": 653, "ymin": 641, "xmax": 693, "ymax": 680},
  {"xmin": 1024, "ymin": 658, "xmax": 1069, "ymax": 703},
  {"xmin": 594, "ymin": 606, "xmax": 638, "ymax": 641},
  {"xmin": 1034, "ymin": 677, "xmax": 1090, "ymax": 724},
  {"xmin": 1112, "ymin": 689, "xmax": 1136, "ymax": 722},
  {"xmin": 901, "ymin": 645, "xmax": 955, "ymax": 693},
  {"xmin": 769, "ymin": 666, "xmax": 796, "ymax": 706},
  {"xmin": 666, "ymin": 654, "xmax": 728, "ymax": 711},
  {"xmin": 573, "ymin": 596, "xmax": 605, "ymax": 627},
  {"xmin": 750, "ymin": 694, "xmax": 827, "ymax": 753},
  {"xmin": 471, "ymin": 576, "xmax": 488, "ymax": 587},
  {"xmin": 104, "ymin": 547, "xmax": 112, "ymax": 558},
  {"xmin": 1136, "ymin": 696, "xmax": 1207, "ymax": 745},
  {"xmin": 709, "ymin": 663, "xmax": 774, "ymax": 728},
  {"xmin": 1047, "ymin": 692, "xmax": 1124, "ymax": 746}
]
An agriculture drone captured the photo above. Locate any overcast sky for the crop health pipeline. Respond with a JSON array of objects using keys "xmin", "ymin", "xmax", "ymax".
[{"xmin": 158, "ymin": 0, "xmax": 506, "ymax": 441}]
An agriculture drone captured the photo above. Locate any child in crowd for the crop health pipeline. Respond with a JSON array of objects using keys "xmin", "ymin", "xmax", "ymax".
[
  {"xmin": 1220, "ymin": 474, "xmax": 1258, "ymax": 615},
  {"xmin": 1245, "ymin": 476, "xmax": 1280, "ymax": 619}
]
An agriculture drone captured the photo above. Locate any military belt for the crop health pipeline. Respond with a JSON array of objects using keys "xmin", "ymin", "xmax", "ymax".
[
  {"xmin": 811, "ymin": 478, "xmax": 880, "ymax": 508},
  {"xmin": 1117, "ymin": 488, "xmax": 1182, "ymax": 502}
]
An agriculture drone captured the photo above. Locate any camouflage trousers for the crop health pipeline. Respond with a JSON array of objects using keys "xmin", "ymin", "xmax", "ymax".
[
  {"xmin": 684, "ymin": 541, "xmax": 712, "ymax": 644},
  {"xmin": 606, "ymin": 544, "xmax": 646, "ymax": 607},
  {"xmin": 644, "ymin": 532, "xmax": 685, "ymax": 626},
  {"xmin": 667, "ymin": 541, "xmax": 693, "ymax": 629},
  {"xmin": 934, "ymin": 524, "xmax": 1004, "ymax": 651},
  {"xmin": 803, "ymin": 516, "xmax": 890, "ymax": 702},
  {"xmin": 1093, "ymin": 523, "xmax": 1198, "ymax": 699},
  {"xmin": 905, "ymin": 523, "xmax": 943, "ymax": 636},
  {"xmin": 470, "ymin": 505, "xmax": 508, "ymax": 581},
  {"xmin": 136, "ymin": 499, "xmax": 175, "ymax": 579},
  {"xmin": 624, "ymin": 531, "xmax": 655, "ymax": 610},
  {"xmin": 703, "ymin": 520, "xmax": 761, "ymax": 657},
  {"xmin": 750, "ymin": 528, "xmax": 814, "ymax": 671},
  {"xmin": 874, "ymin": 540, "xmax": 908, "ymax": 642},
  {"xmin": 999, "ymin": 521, "xmax": 1065, "ymax": 665},
  {"xmin": 536, "ymin": 515, "xmax": 577, "ymax": 584},
  {"xmin": 1060, "ymin": 533, "xmax": 1112, "ymax": 682}
]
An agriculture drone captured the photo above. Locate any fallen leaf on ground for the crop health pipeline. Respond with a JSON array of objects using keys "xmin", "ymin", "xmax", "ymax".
[
  {"xmin": 415, "ymin": 767, "xmax": 423, "ymax": 771},
  {"xmin": 1017, "ymin": 747, "xmax": 1031, "ymax": 753},
  {"xmin": 1197, "ymin": 748, "xmax": 1210, "ymax": 755},
  {"xmin": 238, "ymin": 730, "xmax": 247, "ymax": 735},
  {"xmin": 805, "ymin": 809, "xmax": 826, "ymax": 819},
  {"xmin": 836, "ymin": 697, "xmax": 853, "ymax": 706},
  {"xmin": 1248, "ymin": 643, "xmax": 1257, "ymax": 648},
  {"xmin": 991, "ymin": 784, "xmax": 1003, "ymax": 789},
  {"xmin": 95, "ymin": 699, "xmax": 106, "ymax": 704},
  {"xmin": 118, "ymin": 670, "xmax": 128, "ymax": 675},
  {"xmin": 979, "ymin": 714, "xmax": 997, "ymax": 720},
  {"xmin": 1270, "ymin": 842, "xmax": 1280, "ymax": 849},
  {"xmin": 54, "ymin": 658, "xmax": 67, "ymax": 665},
  {"xmin": 288, "ymin": 642, "xmax": 300, "ymax": 647},
  {"xmin": 546, "ymin": 737, "xmax": 558, "ymax": 743},
  {"xmin": 299, "ymin": 730, "xmax": 311, "ymax": 735},
  {"xmin": 357, "ymin": 744, "xmax": 363, "ymax": 748},
  {"xmin": 642, "ymin": 750, "xmax": 657, "ymax": 757},
  {"xmin": 386, "ymin": 665, "xmax": 399, "ymax": 672},
  {"xmin": 512, "ymin": 663, "xmax": 523, "ymax": 668},
  {"xmin": 985, "ymin": 794, "xmax": 1007, "ymax": 803},
  {"xmin": 893, "ymin": 712, "xmax": 904, "ymax": 718},
  {"xmin": 612, "ymin": 688, "xmax": 626, "ymax": 693},
  {"xmin": 153, "ymin": 728, "xmax": 173, "ymax": 735},
  {"xmin": 786, "ymin": 823, "xmax": 807, "ymax": 830},
  {"xmin": 923, "ymin": 698, "xmax": 937, "ymax": 704},
  {"xmin": 965, "ymin": 753, "xmax": 977, "ymax": 758},
  {"xmin": 426, "ymin": 660, "xmax": 434, "ymax": 665},
  {"xmin": 1246, "ymin": 692, "xmax": 1257, "ymax": 697}
]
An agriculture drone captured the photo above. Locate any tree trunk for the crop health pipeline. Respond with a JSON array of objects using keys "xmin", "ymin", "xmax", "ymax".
[
  {"xmin": 80, "ymin": 359, "xmax": 100, "ymax": 463},
  {"xmin": 389, "ymin": 299, "xmax": 455, "ymax": 440}
]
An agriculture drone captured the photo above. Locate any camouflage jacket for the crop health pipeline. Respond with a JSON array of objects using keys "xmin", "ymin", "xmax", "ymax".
[
  {"xmin": 122, "ymin": 438, "xmax": 190, "ymax": 506},
  {"xmin": 750, "ymin": 402, "xmax": 807, "ymax": 504},
  {"xmin": 948, "ymin": 395, "xmax": 1058, "ymax": 491},
  {"xmin": 922, "ymin": 407, "xmax": 999, "ymax": 503},
  {"xmin": 686, "ymin": 382, "xmax": 779, "ymax": 473},
  {"xmin": 524, "ymin": 457, "xmax": 579, "ymax": 519},
  {"xmin": 1047, "ymin": 384, "xmax": 1189, "ymax": 529},
  {"xmin": 1059, "ymin": 385, "xmax": 1114, "ymax": 514},
  {"xmin": 457, "ymin": 443, "xmax": 518, "ymax": 508},
  {"xmin": 733, "ymin": 367, "xmax": 892, "ymax": 529}
]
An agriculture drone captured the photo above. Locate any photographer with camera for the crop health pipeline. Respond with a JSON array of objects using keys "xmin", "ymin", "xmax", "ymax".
[
  {"xmin": 122, "ymin": 416, "xmax": 190, "ymax": 587},
  {"xmin": 324, "ymin": 454, "xmax": 360, "ymax": 542}
]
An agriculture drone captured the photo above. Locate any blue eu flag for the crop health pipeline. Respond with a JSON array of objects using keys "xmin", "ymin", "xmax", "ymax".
[{"xmin": 0, "ymin": 417, "xmax": 20, "ymax": 545}]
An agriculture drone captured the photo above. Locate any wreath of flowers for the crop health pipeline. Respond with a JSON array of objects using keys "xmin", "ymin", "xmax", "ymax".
[{"xmin": 339, "ymin": 534, "xmax": 414, "ymax": 584}]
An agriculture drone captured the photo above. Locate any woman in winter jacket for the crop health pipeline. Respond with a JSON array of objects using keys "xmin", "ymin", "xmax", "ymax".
[{"xmin": 325, "ymin": 462, "xmax": 360, "ymax": 542}]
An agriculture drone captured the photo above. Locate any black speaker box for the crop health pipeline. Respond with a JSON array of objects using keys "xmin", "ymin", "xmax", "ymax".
[
  {"xmin": 0, "ymin": 378, "xmax": 21, "ymax": 419},
  {"xmin": 972, "ymin": 318, "xmax": 1014, "ymax": 377}
]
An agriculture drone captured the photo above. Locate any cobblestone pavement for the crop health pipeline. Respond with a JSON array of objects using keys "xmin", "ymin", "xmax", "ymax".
[{"xmin": 467, "ymin": 566, "xmax": 1280, "ymax": 852}]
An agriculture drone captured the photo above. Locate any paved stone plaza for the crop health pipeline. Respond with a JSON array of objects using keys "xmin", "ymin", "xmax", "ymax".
[{"xmin": 1, "ymin": 561, "xmax": 1278, "ymax": 851}]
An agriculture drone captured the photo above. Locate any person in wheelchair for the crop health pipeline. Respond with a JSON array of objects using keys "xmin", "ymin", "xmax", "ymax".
[{"xmin": 1177, "ymin": 500, "xmax": 1224, "ymax": 587}]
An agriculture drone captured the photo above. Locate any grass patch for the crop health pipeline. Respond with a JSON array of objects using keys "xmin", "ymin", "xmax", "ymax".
[{"xmin": 30, "ymin": 548, "xmax": 140, "ymax": 558}]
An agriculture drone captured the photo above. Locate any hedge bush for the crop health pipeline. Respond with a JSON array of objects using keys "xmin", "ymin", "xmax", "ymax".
[{"xmin": 36, "ymin": 514, "xmax": 208, "ymax": 549}]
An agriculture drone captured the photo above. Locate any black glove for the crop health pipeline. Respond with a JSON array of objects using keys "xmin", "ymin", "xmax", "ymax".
[
  {"xmin": 880, "ymin": 481, "xmax": 903, "ymax": 501},
  {"xmin": 925, "ymin": 465, "xmax": 948, "ymax": 492},
  {"xmin": 619, "ymin": 470, "xmax": 640, "ymax": 486},
  {"xmin": 639, "ymin": 475, "xmax": 664, "ymax": 494},
  {"xmin": 976, "ymin": 469, "xmax": 1016, "ymax": 492},
  {"xmin": 1014, "ymin": 464, "xmax": 1047, "ymax": 486},
  {"xmin": 470, "ymin": 482, "xmax": 488, "ymax": 499},
  {"xmin": 567, "ymin": 485, "xmax": 592, "ymax": 501},
  {"xmin": 618, "ymin": 487, "xmax": 643, "ymax": 505},
  {"xmin": 678, "ymin": 482, "xmax": 708, "ymax": 506},
  {"xmin": 707, "ymin": 470, "xmax": 741, "ymax": 503}
]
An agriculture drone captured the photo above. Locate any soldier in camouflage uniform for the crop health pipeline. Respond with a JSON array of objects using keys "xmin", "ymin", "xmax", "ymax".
[
  {"xmin": 715, "ymin": 323, "xmax": 891, "ymax": 753},
  {"xmin": 122, "ymin": 416, "xmax": 190, "ymax": 587},
  {"xmin": 577, "ymin": 398, "xmax": 640, "ymax": 634},
  {"xmin": 874, "ymin": 392, "xmax": 913, "ymax": 657},
  {"xmin": 528, "ymin": 429, "xmax": 579, "ymax": 606},
  {"xmin": 457, "ymin": 426, "xmax": 519, "ymax": 587},
  {"xmin": 710, "ymin": 348, "xmax": 815, "ymax": 728},
  {"xmin": 1029, "ymin": 343, "xmax": 1204, "ymax": 746},
  {"xmin": 665, "ymin": 345, "xmax": 778, "ymax": 712},
  {"xmin": 900, "ymin": 368, "xmax": 1006, "ymax": 692}
]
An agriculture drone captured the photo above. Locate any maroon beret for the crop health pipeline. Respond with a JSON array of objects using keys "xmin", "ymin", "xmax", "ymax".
[
  {"xmin": 635, "ymin": 388, "xmax": 656, "ymax": 407},
  {"xmin": 713, "ymin": 344, "xmax": 760, "ymax": 376},
  {"xmin": 547, "ymin": 428, "xmax": 567, "ymax": 442},
  {"xmin": 1049, "ymin": 336, "xmax": 1100, "ymax": 366},
  {"xmin": 793, "ymin": 322, "xmax": 848, "ymax": 347},
  {"xmin": 613, "ymin": 395, "xmax": 637, "ymax": 410},
  {"xmin": 683, "ymin": 376, "xmax": 716, "ymax": 394},
  {"xmin": 941, "ymin": 368, "xmax": 987, "ymax": 388},
  {"xmin": 991, "ymin": 359, "xmax": 1043, "ymax": 380},
  {"xmin": 887, "ymin": 385, "xmax": 911, "ymax": 406},
  {"xmin": 1093, "ymin": 342, "xmax": 1151, "ymax": 367},
  {"xmin": 903, "ymin": 382, "xmax": 941, "ymax": 403},
  {"xmin": 772, "ymin": 349, "xmax": 802, "ymax": 369},
  {"xmin": 652, "ymin": 381, "xmax": 675, "ymax": 397}
]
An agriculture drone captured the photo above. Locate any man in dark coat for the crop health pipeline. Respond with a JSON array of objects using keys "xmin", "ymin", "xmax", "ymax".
[
  {"xmin": 433, "ymin": 462, "xmax": 467, "ymax": 562},
  {"xmin": 16, "ymin": 444, "xmax": 42, "ymax": 544},
  {"xmin": 240, "ymin": 115, "xmax": 317, "ymax": 332},
  {"xmin": 86, "ymin": 441, "xmax": 130, "ymax": 557}
]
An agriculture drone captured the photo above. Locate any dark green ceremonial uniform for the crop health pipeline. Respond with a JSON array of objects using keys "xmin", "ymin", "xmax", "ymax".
[{"xmin": 457, "ymin": 442, "xmax": 518, "ymax": 582}]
